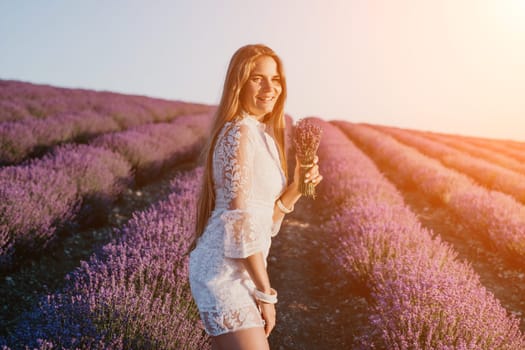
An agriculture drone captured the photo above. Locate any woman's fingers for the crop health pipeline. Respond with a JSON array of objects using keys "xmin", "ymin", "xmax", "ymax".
[
  {"xmin": 305, "ymin": 164, "xmax": 320, "ymax": 181},
  {"xmin": 305, "ymin": 164, "xmax": 318, "ymax": 176},
  {"xmin": 297, "ymin": 155, "xmax": 322, "ymax": 186},
  {"xmin": 265, "ymin": 320, "xmax": 274, "ymax": 337},
  {"xmin": 305, "ymin": 171, "xmax": 323, "ymax": 187},
  {"xmin": 259, "ymin": 302, "xmax": 276, "ymax": 337},
  {"xmin": 312, "ymin": 174, "xmax": 323, "ymax": 186},
  {"xmin": 264, "ymin": 317, "xmax": 274, "ymax": 337}
]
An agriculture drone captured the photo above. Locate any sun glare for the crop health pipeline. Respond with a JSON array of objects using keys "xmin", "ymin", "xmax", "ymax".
[{"xmin": 484, "ymin": 0, "xmax": 525, "ymax": 35}]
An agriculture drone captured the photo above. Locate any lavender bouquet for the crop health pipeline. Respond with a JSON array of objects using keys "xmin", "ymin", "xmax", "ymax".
[{"xmin": 293, "ymin": 119, "xmax": 322, "ymax": 199}]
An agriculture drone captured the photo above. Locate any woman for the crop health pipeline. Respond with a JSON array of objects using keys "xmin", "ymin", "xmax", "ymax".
[{"xmin": 188, "ymin": 44, "xmax": 323, "ymax": 350}]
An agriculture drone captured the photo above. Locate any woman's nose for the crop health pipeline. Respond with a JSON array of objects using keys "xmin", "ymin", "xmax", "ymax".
[{"xmin": 261, "ymin": 78, "xmax": 275, "ymax": 91}]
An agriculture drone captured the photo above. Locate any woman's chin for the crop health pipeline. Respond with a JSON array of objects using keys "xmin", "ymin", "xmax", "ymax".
[{"xmin": 259, "ymin": 106, "xmax": 276, "ymax": 115}]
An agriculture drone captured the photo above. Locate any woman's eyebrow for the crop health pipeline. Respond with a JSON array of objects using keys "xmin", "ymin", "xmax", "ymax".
[{"xmin": 250, "ymin": 73, "xmax": 281, "ymax": 77}]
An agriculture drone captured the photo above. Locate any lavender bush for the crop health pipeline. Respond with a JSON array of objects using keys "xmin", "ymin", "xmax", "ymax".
[
  {"xmin": 454, "ymin": 133, "xmax": 525, "ymax": 165},
  {"xmin": 0, "ymin": 79, "xmax": 213, "ymax": 164},
  {"xmin": 0, "ymin": 121, "xmax": 38, "ymax": 164},
  {"xmin": 0, "ymin": 109, "xmax": 213, "ymax": 269},
  {"xmin": 91, "ymin": 113, "xmax": 212, "ymax": 183},
  {"xmin": 335, "ymin": 122, "xmax": 525, "ymax": 262},
  {"xmin": 0, "ymin": 164, "xmax": 79, "ymax": 266},
  {"xmin": 0, "ymin": 98, "xmax": 32, "ymax": 122},
  {"xmin": 1, "ymin": 168, "xmax": 209, "ymax": 350},
  {"xmin": 411, "ymin": 129, "xmax": 525, "ymax": 177},
  {"xmin": 0, "ymin": 144, "xmax": 131, "ymax": 269},
  {"xmin": 0, "ymin": 80, "xmax": 211, "ymax": 123},
  {"xmin": 372, "ymin": 125, "xmax": 525, "ymax": 204},
  {"xmin": 466, "ymin": 135, "xmax": 525, "ymax": 153},
  {"xmin": 42, "ymin": 144, "xmax": 132, "ymax": 199},
  {"xmin": 309, "ymin": 118, "xmax": 525, "ymax": 349}
]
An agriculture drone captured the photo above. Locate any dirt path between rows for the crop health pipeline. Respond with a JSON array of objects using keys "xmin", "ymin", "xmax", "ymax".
[{"xmin": 268, "ymin": 199, "xmax": 372, "ymax": 349}]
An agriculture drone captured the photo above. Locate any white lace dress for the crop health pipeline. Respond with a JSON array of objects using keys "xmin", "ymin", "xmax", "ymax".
[{"xmin": 189, "ymin": 113, "xmax": 287, "ymax": 336}]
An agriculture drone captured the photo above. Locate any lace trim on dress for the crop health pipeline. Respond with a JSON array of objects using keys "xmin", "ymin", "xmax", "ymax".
[
  {"xmin": 221, "ymin": 209, "xmax": 261, "ymax": 258},
  {"xmin": 214, "ymin": 120, "xmax": 265, "ymax": 258},
  {"xmin": 214, "ymin": 122, "xmax": 253, "ymax": 206},
  {"xmin": 200, "ymin": 304, "xmax": 264, "ymax": 336}
]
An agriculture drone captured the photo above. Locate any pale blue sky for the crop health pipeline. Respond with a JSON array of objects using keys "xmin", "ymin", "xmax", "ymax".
[{"xmin": 1, "ymin": 0, "xmax": 524, "ymax": 140}]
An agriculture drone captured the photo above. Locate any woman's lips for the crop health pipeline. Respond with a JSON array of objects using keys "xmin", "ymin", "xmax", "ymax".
[{"xmin": 257, "ymin": 96, "xmax": 275, "ymax": 102}]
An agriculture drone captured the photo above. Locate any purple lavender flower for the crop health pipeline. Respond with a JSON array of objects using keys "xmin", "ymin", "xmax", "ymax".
[{"xmin": 293, "ymin": 119, "xmax": 322, "ymax": 198}]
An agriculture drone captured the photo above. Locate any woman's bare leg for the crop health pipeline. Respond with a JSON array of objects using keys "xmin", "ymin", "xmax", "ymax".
[{"xmin": 212, "ymin": 327, "xmax": 269, "ymax": 350}]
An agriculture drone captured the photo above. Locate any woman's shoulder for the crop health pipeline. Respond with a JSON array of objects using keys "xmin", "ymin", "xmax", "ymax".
[
  {"xmin": 222, "ymin": 116, "xmax": 264, "ymax": 137},
  {"xmin": 216, "ymin": 117, "xmax": 255, "ymax": 148},
  {"xmin": 230, "ymin": 114, "xmax": 263, "ymax": 127}
]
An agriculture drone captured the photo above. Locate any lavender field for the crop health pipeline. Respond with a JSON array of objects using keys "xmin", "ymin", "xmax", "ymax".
[{"xmin": 1, "ymin": 80, "xmax": 525, "ymax": 349}]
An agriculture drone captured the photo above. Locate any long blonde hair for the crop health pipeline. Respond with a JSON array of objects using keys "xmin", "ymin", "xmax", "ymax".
[{"xmin": 187, "ymin": 44, "xmax": 288, "ymax": 254}]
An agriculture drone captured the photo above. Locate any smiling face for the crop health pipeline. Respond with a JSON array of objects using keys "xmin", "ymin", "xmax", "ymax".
[{"xmin": 239, "ymin": 55, "xmax": 283, "ymax": 120}]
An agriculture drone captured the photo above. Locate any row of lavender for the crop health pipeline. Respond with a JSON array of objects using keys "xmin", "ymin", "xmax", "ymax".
[
  {"xmin": 416, "ymin": 129, "xmax": 525, "ymax": 173},
  {"xmin": 0, "ymin": 113, "xmax": 212, "ymax": 270},
  {"xmin": 1, "ymin": 168, "xmax": 209, "ymax": 349},
  {"xmin": 0, "ymin": 80, "xmax": 212, "ymax": 164},
  {"xmin": 337, "ymin": 122, "xmax": 525, "ymax": 262},
  {"xmin": 457, "ymin": 133, "xmax": 525, "ymax": 164},
  {"xmin": 413, "ymin": 128, "xmax": 525, "ymax": 176},
  {"xmin": 456, "ymin": 132, "xmax": 525, "ymax": 155},
  {"xmin": 411, "ymin": 128, "xmax": 525, "ymax": 157},
  {"xmin": 311, "ymin": 118, "xmax": 524, "ymax": 349},
  {"xmin": 369, "ymin": 125, "xmax": 525, "ymax": 204},
  {"xmin": 0, "ymin": 80, "xmax": 210, "ymax": 123}
]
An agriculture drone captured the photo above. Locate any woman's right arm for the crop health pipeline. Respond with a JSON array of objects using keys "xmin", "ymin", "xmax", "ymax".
[
  {"xmin": 240, "ymin": 252, "xmax": 275, "ymax": 337},
  {"xmin": 218, "ymin": 123, "xmax": 276, "ymax": 335}
]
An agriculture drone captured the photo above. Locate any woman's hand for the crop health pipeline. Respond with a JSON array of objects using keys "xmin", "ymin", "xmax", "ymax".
[
  {"xmin": 259, "ymin": 301, "xmax": 276, "ymax": 337},
  {"xmin": 293, "ymin": 155, "xmax": 323, "ymax": 189}
]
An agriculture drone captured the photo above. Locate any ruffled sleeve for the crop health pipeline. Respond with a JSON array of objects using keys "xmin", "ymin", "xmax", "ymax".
[{"xmin": 216, "ymin": 123, "xmax": 263, "ymax": 258}]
